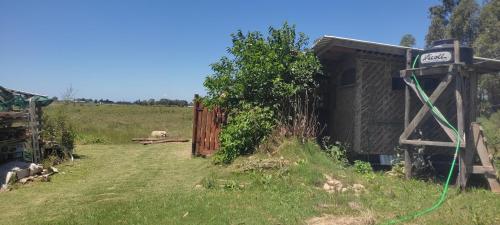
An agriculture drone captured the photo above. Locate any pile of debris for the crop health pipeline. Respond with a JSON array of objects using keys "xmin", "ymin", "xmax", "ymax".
[
  {"xmin": 322, "ymin": 174, "xmax": 365, "ymax": 195},
  {"xmin": 1, "ymin": 162, "xmax": 58, "ymax": 191},
  {"xmin": 132, "ymin": 130, "xmax": 189, "ymax": 145}
]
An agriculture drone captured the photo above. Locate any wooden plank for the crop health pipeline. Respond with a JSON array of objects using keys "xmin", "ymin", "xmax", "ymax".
[
  {"xmin": 456, "ymin": 71, "xmax": 467, "ymax": 189},
  {"xmin": 191, "ymin": 95, "xmax": 199, "ymax": 155},
  {"xmin": 132, "ymin": 138, "xmax": 169, "ymax": 141},
  {"xmin": 195, "ymin": 103, "xmax": 204, "ymax": 155},
  {"xmin": 399, "ymin": 71, "xmax": 456, "ymax": 142},
  {"xmin": 462, "ymin": 72, "xmax": 476, "ymax": 189},
  {"xmin": 140, "ymin": 139, "xmax": 190, "ymax": 145},
  {"xmin": 400, "ymin": 139, "xmax": 457, "ymax": 147},
  {"xmin": 198, "ymin": 105, "xmax": 207, "ymax": 154},
  {"xmin": 400, "ymin": 65, "xmax": 450, "ymax": 77},
  {"xmin": 454, "ymin": 40, "xmax": 460, "ymax": 64},
  {"xmin": 209, "ymin": 108, "xmax": 217, "ymax": 151},
  {"xmin": 472, "ymin": 123, "xmax": 500, "ymax": 193},
  {"xmin": 204, "ymin": 108, "xmax": 212, "ymax": 153},
  {"xmin": 471, "ymin": 166, "xmax": 495, "ymax": 175},
  {"xmin": 404, "ymin": 49, "xmax": 413, "ymax": 180},
  {"xmin": 214, "ymin": 108, "xmax": 222, "ymax": 150},
  {"xmin": 207, "ymin": 109, "xmax": 214, "ymax": 152}
]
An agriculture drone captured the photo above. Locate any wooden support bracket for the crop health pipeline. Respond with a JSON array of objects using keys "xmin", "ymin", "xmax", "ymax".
[{"xmin": 471, "ymin": 123, "xmax": 500, "ymax": 193}]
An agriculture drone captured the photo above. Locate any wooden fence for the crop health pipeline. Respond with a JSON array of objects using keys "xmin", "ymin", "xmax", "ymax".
[{"xmin": 191, "ymin": 96, "xmax": 226, "ymax": 156}]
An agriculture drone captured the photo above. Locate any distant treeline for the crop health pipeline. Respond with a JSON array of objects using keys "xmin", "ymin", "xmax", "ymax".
[{"xmin": 56, "ymin": 97, "xmax": 191, "ymax": 107}]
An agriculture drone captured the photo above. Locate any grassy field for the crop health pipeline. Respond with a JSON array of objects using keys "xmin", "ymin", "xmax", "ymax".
[
  {"xmin": 44, "ymin": 103, "xmax": 193, "ymax": 144},
  {"xmin": 0, "ymin": 140, "xmax": 498, "ymax": 224},
  {"xmin": 0, "ymin": 104, "xmax": 498, "ymax": 224}
]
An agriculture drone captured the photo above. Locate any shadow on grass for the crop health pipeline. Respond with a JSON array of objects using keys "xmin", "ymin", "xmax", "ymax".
[{"xmin": 73, "ymin": 154, "xmax": 87, "ymax": 159}]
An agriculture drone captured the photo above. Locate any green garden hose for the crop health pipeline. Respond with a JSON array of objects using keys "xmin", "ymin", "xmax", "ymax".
[{"xmin": 382, "ymin": 55, "xmax": 461, "ymax": 225}]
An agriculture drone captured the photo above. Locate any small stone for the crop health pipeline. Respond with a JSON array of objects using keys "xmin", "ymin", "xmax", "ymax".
[
  {"xmin": 29, "ymin": 163, "xmax": 43, "ymax": 176},
  {"xmin": 353, "ymin": 184, "xmax": 365, "ymax": 194},
  {"xmin": 194, "ymin": 184, "xmax": 203, "ymax": 189},
  {"xmin": 19, "ymin": 177, "xmax": 33, "ymax": 184},
  {"xmin": 50, "ymin": 166, "xmax": 59, "ymax": 173},
  {"xmin": 41, "ymin": 174, "xmax": 51, "ymax": 182},
  {"xmin": 323, "ymin": 183, "xmax": 330, "ymax": 191}
]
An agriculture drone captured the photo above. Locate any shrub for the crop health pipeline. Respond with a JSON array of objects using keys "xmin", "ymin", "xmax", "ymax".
[
  {"xmin": 321, "ymin": 137, "xmax": 348, "ymax": 165},
  {"xmin": 353, "ymin": 160, "xmax": 373, "ymax": 174},
  {"xmin": 42, "ymin": 109, "xmax": 76, "ymax": 157},
  {"xmin": 204, "ymin": 23, "xmax": 323, "ymax": 163},
  {"xmin": 203, "ymin": 23, "xmax": 322, "ymax": 111},
  {"xmin": 213, "ymin": 105, "xmax": 275, "ymax": 164}
]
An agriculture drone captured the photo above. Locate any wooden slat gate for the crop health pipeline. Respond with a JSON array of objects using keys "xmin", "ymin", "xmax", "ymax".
[{"xmin": 191, "ymin": 96, "xmax": 226, "ymax": 156}]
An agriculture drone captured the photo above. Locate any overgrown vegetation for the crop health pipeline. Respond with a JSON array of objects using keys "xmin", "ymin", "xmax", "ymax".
[
  {"xmin": 42, "ymin": 106, "xmax": 76, "ymax": 159},
  {"xmin": 204, "ymin": 23, "xmax": 323, "ymax": 163},
  {"xmin": 213, "ymin": 105, "xmax": 275, "ymax": 164}
]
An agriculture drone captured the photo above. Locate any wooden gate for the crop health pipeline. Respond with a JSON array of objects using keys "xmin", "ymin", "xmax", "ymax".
[{"xmin": 191, "ymin": 96, "xmax": 226, "ymax": 156}]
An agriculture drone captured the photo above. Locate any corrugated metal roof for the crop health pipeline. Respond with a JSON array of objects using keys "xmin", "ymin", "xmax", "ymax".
[{"xmin": 313, "ymin": 35, "xmax": 500, "ymax": 74}]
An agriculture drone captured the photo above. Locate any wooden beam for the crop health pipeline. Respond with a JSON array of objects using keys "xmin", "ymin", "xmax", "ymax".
[
  {"xmin": 191, "ymin": 94, "xmax": 199, "ymax": 155},
  {"xmin": 404, "ymin": 49, "xmax": 413, "ymax": 180},
  {"xmin": 400, "ymin": 139, "xmax": 457, "ymax": 148},
  {"xmin": 399, "ymin": 70, "xmax": 457, "ymax": 143},
  {"xmin": 472, "ymin": 123, "xmax": 500, "ymax": 193},
  {"xmin": 454, "ymin": 40, "xmax": 460, "ymax": 64},
  {"xmin": 455, "ymin": 59, "xmax": 468, "ymax": 190},
  {"xmin": 400, "ymin": 65, "xmax": 451, "ymax": 77},
  {"xmin": 471, "ymin": 166, "xmax": 495, "ymax": 175}
]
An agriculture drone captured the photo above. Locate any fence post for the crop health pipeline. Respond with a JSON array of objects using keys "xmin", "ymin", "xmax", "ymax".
[{"xmin": 191, "ymin": 94, "xmax": 199, "ymax": 155}]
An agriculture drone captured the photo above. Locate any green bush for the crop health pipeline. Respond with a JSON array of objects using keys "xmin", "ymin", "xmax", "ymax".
[
  {"xmin": 42, "ymin": 109, "xmax": 76, "ymax": 155},
  {"xmin": 322, "ymin": 140, "xmax": 348, "ymax": 166},
  {"xmin": 353, "ymin": 160, "xmax": 373, "ymax": 174},
  {"xmin": 479, "ymin": 111, "xmax": 500, "ymax": 152},
  {"xmin": 213, "ymin": 105, "xmax": 275, "ymax": 164},
  {"xmin": 204, "ymin": 23, "xmax": 323, "ymax": 163}
]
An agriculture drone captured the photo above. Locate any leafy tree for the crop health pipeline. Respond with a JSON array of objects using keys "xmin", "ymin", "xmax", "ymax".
[
  {"xmin": 425, "ymin": 5, "xmax": 449, "ymax": 47},
  {"xmin": 204, "ymin": 23, "xmax": 322, "ymax": 111},
  {"xmin": 204, "ymin": 23, "xmax": 323, "ymax": 163},
  {"xmin": 474, "ymin": 0, "xmax": 500, "ymax": 110},
  {"xmin": 400, "ymin": 34, "xmax": 416, "ymax": 47},
  {"xmin": 447, "ymin": 0, "xmax": 480, "ymax": 45},
  {"xmin": 474, "ymin": 0, "xmax": 500, "ymax": 59}
]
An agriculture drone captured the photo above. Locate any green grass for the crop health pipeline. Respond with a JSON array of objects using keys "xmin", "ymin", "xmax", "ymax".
[
  {"xmin": 44, "ymin": 103, "xmax": 193, "ymax": 144},
  {"xmin": 0, "ymin": 140, "xmax": 498, "ymax": 225},
  {"xmin": 479, "ymin": 111, "xmax": 500, "ymax": 175}
]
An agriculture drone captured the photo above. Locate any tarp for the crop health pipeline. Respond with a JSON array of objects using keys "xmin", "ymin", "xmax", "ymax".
[{"xmin": 0, "ymin": 86, "xmax": 53, "ymax": 112}]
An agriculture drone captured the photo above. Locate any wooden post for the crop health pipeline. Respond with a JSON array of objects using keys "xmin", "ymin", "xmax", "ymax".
[
  {"xmin": 191, "ymin": 94, "xmax": 199, "ymax": 156},
  {"xmin": 28, "ymin": 98, "xmax": 40, "ymax": 163},
  {"xmin": 404, "ymin": 49, "xmax": 413, "ymax": 179},
  {"xmin": 452, "ymin": 40, "xmax": 468, "ymax": 190}
]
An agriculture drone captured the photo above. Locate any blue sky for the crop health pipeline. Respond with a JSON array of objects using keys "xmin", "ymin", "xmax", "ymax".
[{"xmin": 0, "ymin": 0, "xmax": 439, "ymax": 101}]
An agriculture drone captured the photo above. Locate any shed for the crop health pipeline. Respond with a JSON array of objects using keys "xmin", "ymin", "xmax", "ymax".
[
  {"xmin": 313, "ymin": 36, "xmax": 500, "ymax": 161},
  {"xmin": 0, "ymin": 86, "xmax": 53, "ymax": 164}
]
